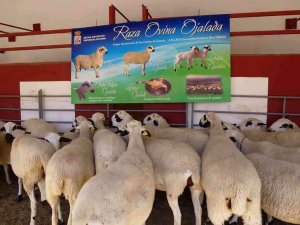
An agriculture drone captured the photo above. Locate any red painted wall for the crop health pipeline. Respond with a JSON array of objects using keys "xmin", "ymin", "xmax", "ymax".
[{"xmin": 0, "ymin": 55, "xmax": 299, "ymax": 125}]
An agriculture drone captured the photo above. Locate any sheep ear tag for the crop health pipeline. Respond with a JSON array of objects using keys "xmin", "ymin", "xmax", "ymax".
[
  {"xmin": 229, "ymin": 137, "xmax": 237, "ymax": 143},
  {"xmin": 142, "ymin": 130, "xmax": 151, "ymax": 137}
]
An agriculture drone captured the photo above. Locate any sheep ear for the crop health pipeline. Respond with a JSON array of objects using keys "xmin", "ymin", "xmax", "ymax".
[
  {"xmin": 5, "ymin": 133, "xmax": 15, "ymax": 144},
  {"xmin": 147, "ymin": 116, "xmax": 151, "ymax": 121},
  {"xmin": 257, "ymin": 123, "xmax": 266, "ymax": 126},
  {"xmin": 16, "ymin": 125, "xmax": 26, "ymax": 131},
  {"xmin": 153, "ymin": 120, "xmax": 159, "ymax": 127},
  {"xmin": 59, "ymin": 137, "xmax": 72, "ymax": 143},
  {"xmin": 245, "ymin": 121, "xmax": 253, "ymax": 127},
  {"xmin": 69, "ymin": 128, "xmax": 76, "ymax": 132},
  {"xmin": 289, "ymin": 124, "xmax": 294, "ymax": 129},
  {"xmin": 229, "ymin": 137, "xmax": 237, "ymax": 143},
  {"xmin": 280, "ymin": 123, "xmax": 289, "ymax": 128},
  {"xmin": 0, "ymin": 127, "xmax": 5, "ymax": 132},
  {"xmin": 120, "ymin": 130, "xmax": 129, "ymax": 136},
  {"xmin": 142, "ymin": 130, "xmax": 151, "ymax": 137},
  {"xmin": 25, "ymin": 131, "xmax": 31, "ymax": 134}
]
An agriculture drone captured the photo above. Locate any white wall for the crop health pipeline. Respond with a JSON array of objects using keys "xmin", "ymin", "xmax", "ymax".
[{"xmin": 0, "ymin": 0, "xmax": 300, "ymax": 64}]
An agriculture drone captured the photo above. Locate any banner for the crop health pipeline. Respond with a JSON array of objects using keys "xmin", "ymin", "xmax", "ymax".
[{"xmin": 71, "ymin": 15, "xmax": 230, "ymax": 104}]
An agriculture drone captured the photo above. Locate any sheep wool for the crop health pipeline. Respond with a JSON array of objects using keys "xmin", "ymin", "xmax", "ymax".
[
  {"xmin": 72, "ymin": 120, "xmax": 155, "ymax": 225},
  {"xmin": 246, "ymin": 153, "xmax": 300, "ymax": 224},
  {"xmin": 199, "ymin": 112, "xmax": 262, "ymax": 225},
  {"xmin": 21, "ymin": 118, "xmax": 58, "ymax": 138},
  {"xmin": 46, "ymin": 120, "xmax": 95, "ymax": 225}
]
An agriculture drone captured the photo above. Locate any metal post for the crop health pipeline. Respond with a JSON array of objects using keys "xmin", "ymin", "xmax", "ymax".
[
  {"xmin": 282, "ymin": 97, "xmax": 287, "ymax": 118},
  {"xmin": 106, "ymin": 104, "xmax": 110, "ymax": 119},
  {"xmin": 38, "ymin": 89, "xmax": 43, "ymax": 119}
]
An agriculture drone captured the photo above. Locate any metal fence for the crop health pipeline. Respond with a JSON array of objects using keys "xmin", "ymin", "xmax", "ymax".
[{"xmin": 0, "ymin": 90, "xmax": 300, "ymax": 128}]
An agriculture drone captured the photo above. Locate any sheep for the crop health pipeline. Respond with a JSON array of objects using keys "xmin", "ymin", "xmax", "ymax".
[
  {"xmin": 76, "ymin": 81, "xmax": 95, "ymax": 101},
  {"xmin": 194, "ymin": 45, "xmax": 211, "ymax": 68},
  {"xmin": 115, "ymin": 122, "xmax": 203, "ymax": 225},
  {"xmin": 199, "ymin": 112, "xmax": 262, "ymax": 225},
  {"xmin": 226, "ymin": 129, "xmax": 300, "ymax": 163},
  {"xmin": 91, "ymin": 112, "xmax": 127, "ymax": 174},
  {"xmin": 246, "ymin": 153, "xmax": 300, "ymax": 224},
  {"xmin": 71, "ymin": 120, "xmax": 155, "ymax": 225},
  {"xmin": 268, "ymin": 118, "xmax": 299, "ymax": 132},
  {"xmin": 11, "ymin": 131, "xmax": 71, "ymax": 225},
  {"xmin": 112, "ymin": 110, "xmax": 209, "ymax": 155},
  {"xmin": 74, "ymin": 46, "xmax": 108, "ymax": 79},
  {"xmin": 0, "ymin": 132, "xmax": 14, "ymax": 184},
  {"xmin": 238, "ymin": 117, "xmax": 267, "ymax": 131},
  {"xmin": 46, "ymin": 120, "xmax": 95, "ymax": 225},
  {"xmin": 242, "ymin": 129, "xmax": 300, "ymax": 148},
  {"xmin": 62, "ymin": 115, "xmax": 88, "ymax": 141},
  {"xmin": 111, "ymin": 110, "xmax": 134, "ymax": 129},
  {"xmin": 123, "ymin": 46, "xmax": 155, "ymax": 76},
  {"xmin": 143, "ymin": 113, "xmax": 170, "ymax": 128},
  {"xmin": 21, "ymin": 118, "xmax": 58, "ymax": 138},
  {"xmin": 174, "ymin": 46, "xmax": 200, "ymax": 71}
]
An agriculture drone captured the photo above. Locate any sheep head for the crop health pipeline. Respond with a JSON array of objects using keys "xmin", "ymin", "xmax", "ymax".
[
  {"xmin": 203, "ymin": 45, "xmax": 211, "ymax": 51},
  {"xmin": 98, "ymin": 46, "xmax": 108, "ymax": 54},
  {"xmin": 239, "ymin": 118, "xmax": 266, "ymax": 131},
  {"xmin": 146, "ymin": 46, "xmax": 155, "ymax": 53},
  {"xmin": 73, "ymin": 115, "xmax": 88, "ymax": 127},
  {"xmin": 199, "ymin": 112, "xmax": 220, "ymax": 128},
  {"xmin": 268, "ymin": 118, "xmax": 298, "ymax": 132},
  {"xmin": 143, "ymin": 113, "xmax": 170, "ymax": 128},
  {"xmin": 111, "ymin": 110, "xmax": 134, "ymax": 128},
  {"xmin": 126, "ymin": 120, "xmax": 151, "ymax": 137}
]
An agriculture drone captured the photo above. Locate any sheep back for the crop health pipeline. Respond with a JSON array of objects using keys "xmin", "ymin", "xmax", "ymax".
[
  {"xmin": 246, "ymin": 153, "xmax": 300, "ymax": 224},
  {"xmin": 123, "ymin": 52, "xmax": 149, "ymax": 64}
]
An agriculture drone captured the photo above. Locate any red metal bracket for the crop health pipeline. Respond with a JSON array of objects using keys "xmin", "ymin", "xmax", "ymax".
[{"xmin": 109, "ymin": 4, "xmax": 130, "ymax": 25}]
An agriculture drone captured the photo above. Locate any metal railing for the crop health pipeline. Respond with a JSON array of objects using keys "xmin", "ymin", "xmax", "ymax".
[{"xmin": 0, "ymin": 90, "xmax": 299, "ymax": 128}]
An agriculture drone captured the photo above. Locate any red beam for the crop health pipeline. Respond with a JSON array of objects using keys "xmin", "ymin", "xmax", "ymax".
[
  {"xmin": 109, "ymin": 4, "xmax": 116, "ymax": 24},
  {"xmin": 0, "ymin": 44, "xmax": 71, "ymax": 52},
  {"xmin": 142, "ymin": 4, "xmax": 148, "ymax": 21},
  {"xmin": 0, "ymin": 22, "xmax": 32, "ymax": 31},
  {"xmin": 231, "ymin": 29, "xmax": 300, "ymax": 36},
  {"xmin": 230, "ymin": 10, "xmax": 300, "ymax": 18},
  {"xmin": 0, "ymin": 29, "xmax": 71, "ymax": 38}
]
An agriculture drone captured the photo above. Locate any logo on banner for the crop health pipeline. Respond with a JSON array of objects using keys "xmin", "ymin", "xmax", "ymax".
[{"xmin": 74, "ymin": 31, "xmax": 81, "ymax": 45}]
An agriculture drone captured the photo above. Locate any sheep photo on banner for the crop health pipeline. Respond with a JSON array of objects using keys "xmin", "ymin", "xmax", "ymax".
[{"xmin": 71, "ymin": 14, "xmax": 231, "ymax": 104}]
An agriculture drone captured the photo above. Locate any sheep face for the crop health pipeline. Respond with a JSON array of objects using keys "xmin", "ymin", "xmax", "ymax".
[
  {"xmin": 147, "ymin": 46, "xmax": 155, "ymax": 53},
  {"xmin": 98, "ymin": 46, "xmax": 108, "ymax": 54},
  {"xmin": 203, "ymin": 45, "xmax": 211, "ymax": 51},
  {"xmin": 239, "ymin": 118, "xmax": 266, "ymax": 131},
  {"xmin": 268, "ymin": 118, "xmax": 298, "ymax": 132},
  {"xmin": 225, "ymin": 130, "xmax": 245, "ymax": 146},
  {"xmin": 81, "ymin": 81, "xmax": 95, "ymax": 93},
  {"xmin": 3, "ymin": 122, "xmax": 25, "ymax": 134},
  {"xmin": 143, "ymin": 113, "xmax": 159, "ymax": 127},
  {"xmin": 111, "ymin": 110, "xmax": 133, "ymax": 128}
]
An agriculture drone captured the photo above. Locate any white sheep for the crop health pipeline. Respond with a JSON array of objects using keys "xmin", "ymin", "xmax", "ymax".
[
  {"xmin": 199, "ymin": 112, "xmax": 262, "ymax": 225},
  {"xmin": 62, "ymin": 115, "xmax": 88, "ymax": 141},
  {"xmin": 123, "ymin": 46, "xmax": 155, "ymax": 76},
  {"xmin": 194, "ymin": 45, "xmax": 211, "ymax": 68},
  {"xmin": 174, "ymin": 46, "xmax": 200, "ymax": 71},
  {"xmin": 11, "ymin": 132, "xmax": 70, "ymax": 225},
  {"xmin": 46, "ymin": 120, "xmax": 95, "ymax": 225},
  {"xmin": 21, "ymin": 118, "xmax": 58, "ymax": 138},
  {"xmin": 74, "ymin": 46, "xmax": 108, "ymax": 79},
  {"xmin": 226, "ymin": 129, "xmax": 300, "ymax": 165},
  {"xmin": 91, "ymin": 112, "xmax": 127, "ymax": 174},
  {"xmin": 268, "ymin": 118, "xmax": 299, "ymax": 132},
  {"xmin": 242, "ymin": 129, "xmax": 300, "ymax": 148},
  {"xmin": 71, "ymin": 120, "xmax": 155, "ymax": 225},
  {"xmin": 143, "ymin": 113, "xmax": 170, "ymax": 128},
  {"xmin": 111, "ymin": 110, "xmax": 134, "ymax": 129},
  {"xmin": 115, "ymin": 121, "xmax": 203, "ymax": 225},
  {"xmin": 112, "ymin": 110, "xmax": 209, "ymax": 155},
  {"xmin": 238, "ymin": 117, "xmax": 267, "ymax": 131},
  {"xmin": 246, "ymin": 153, "xmax": 300, "ymax": 224}
]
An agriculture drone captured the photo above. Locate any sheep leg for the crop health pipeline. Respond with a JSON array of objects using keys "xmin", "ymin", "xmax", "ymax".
[
  {"xmin": 166, "ymin": 192, "xmax": 181, "ymax": 225},
  {"xmin": 94, "ymin": 68, "xmax": 99, "ymax": 78},
  {"xmin": 3, "ymin": 164, "xmax": 12, "ymax": 184},
  {"xmin": 206, "ymin": 196, "xmax": 231, "ymax": 225},
  {"xmin": 37, "ymin": 178, "xmax": 46, "ymax": 202},
  {"xmin": 142, "ymin": 64, "xmax": 146, "ymax": 75},
  {"xmin": 67, "ymin": 199, "xmax": 75, "ymax": 225},
  {"xmin": 242, "ymin": 199, "xmax": 262, "ymax": 225},
  {"xmin": 24, "ymin": 183, "xmax": 37, "ymax": 225},
  {"xmin": 17, "ymin": 177, "xmax": 23, "ymax": 202},
  {"xmin": 48, "ymin": 195, "xmax": 60, "ymax": 225},
  {"xmin": 75, "ymin": 68, "xmax": 79, "ymax": 79},
  {"xmin": 58, "ymin": 198, "xmax": 64, "ymax": 225},
  {"xmin": 190, "ymin": 186, "xmax": 202, "ymax": 225},
  {"xmin": 124, "ymin": 64, "xmax": 129, "ymax": 76}
]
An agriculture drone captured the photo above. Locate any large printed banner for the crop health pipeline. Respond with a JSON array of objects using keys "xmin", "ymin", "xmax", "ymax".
[{"xmin": 71, "ymin": 15, "xmax": 230, "ymax": 104}]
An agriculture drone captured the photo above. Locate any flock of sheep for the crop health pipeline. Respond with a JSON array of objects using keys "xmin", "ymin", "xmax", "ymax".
[{"xmin": 0, "ymin": 111, "xmax": 300, "ymax": 225}]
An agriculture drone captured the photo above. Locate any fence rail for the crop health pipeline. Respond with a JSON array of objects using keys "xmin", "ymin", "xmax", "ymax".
[{"xmin": 0, "ymin": 90, "xmax": 300, "ymax": 128}]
